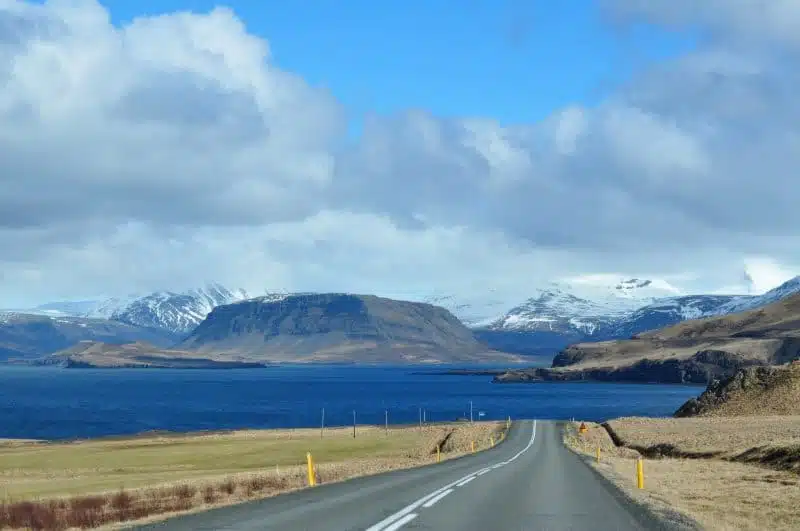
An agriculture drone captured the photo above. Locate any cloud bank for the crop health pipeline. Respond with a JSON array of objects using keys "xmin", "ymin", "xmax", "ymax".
[{"xmin": 0, "ymin": 0, "xmax": 798, "ymax": 306}]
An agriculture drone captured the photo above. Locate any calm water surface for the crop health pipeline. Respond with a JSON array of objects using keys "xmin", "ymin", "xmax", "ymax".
[{"xmin": 0, "ymin": 365, "xmax": 702, "ymax": 440}]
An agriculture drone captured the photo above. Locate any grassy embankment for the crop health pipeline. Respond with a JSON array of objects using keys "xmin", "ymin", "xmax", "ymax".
[
  {"xmin": 564, "ymin": 417, "xmax": 800, "ymax": 531},
  {"xmin": 1, "ymin": 421, "xmax": 504, "ymax": 530}
]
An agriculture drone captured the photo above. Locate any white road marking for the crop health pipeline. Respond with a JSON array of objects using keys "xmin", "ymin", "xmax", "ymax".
[
  {"xmin": 422, "ymin": 489, "xmax": 453, "ymax": 508},
  {"xmin": 455, "ymin": 476, "xmax": 476, "ymax": 487},
  {"xmin": 477, "ymin": 469, "xmax": 491, "ymax": 476},
  {"xmin": 365, "ymin": 420, "xmax": 537, "ymax": 531},
  {"xmin": 381, "ymin": 513, "xmax": 417, "ymax": 531}
]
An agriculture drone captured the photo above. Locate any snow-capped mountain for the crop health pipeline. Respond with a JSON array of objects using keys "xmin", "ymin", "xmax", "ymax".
[
  {"xmin": 32, "ymin": 283, "xmax": 251, "ymax": 335},
  {"xmin": 480, "ymin": 278, "xmax": 682, "ymax": 335},
  {"xmin": 480, "ymin": 275, "xmax": 800, "ymax": 353}
]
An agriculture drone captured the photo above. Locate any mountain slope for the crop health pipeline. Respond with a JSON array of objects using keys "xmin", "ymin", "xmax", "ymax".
[
  {"xmin": 595, "ymin": 295, "xmax": 742, "ymax": 340},
  {"xmin": 0, "ymin": 313, "xmax": 178, "ymax": 362},
  {"xmin": 179, "ymin": 293, "xmax": 523, "ymax": 364}
]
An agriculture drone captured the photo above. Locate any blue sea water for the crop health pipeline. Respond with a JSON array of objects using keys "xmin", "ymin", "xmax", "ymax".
[{"xmin": 0, "ymin": 366, "xmax": 703, "ymax": 440}]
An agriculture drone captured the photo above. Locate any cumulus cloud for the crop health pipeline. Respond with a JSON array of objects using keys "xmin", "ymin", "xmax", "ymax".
[{"xmin": 0, "ymin": 0, "xmax": 798, "ymax": 308}]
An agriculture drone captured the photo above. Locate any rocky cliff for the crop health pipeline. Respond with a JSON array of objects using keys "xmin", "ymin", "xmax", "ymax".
[{"xmin": 675, "ymin": 363, "xmax": 800, "ymax": 417}]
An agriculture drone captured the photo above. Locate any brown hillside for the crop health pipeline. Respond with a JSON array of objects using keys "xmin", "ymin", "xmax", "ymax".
[{"xmin": 640, "ymin": 292, "xmax": 800, "ymax": 341}]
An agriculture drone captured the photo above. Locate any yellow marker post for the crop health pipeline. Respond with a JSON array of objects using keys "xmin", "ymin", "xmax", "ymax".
[
  {"xmin": 490, "ymin": 436, "xmax": 495, "ymax": 447},
  {"xmin": 506, "ymin": 416, "xmax": 511, "ymax": 429},
  {"xmin": 471, "ymin": 441, "xmax": 475, "ymax": 453},
  {"xmin": 636, "ymin": 458, "xmax": 644, "ymax": 489},
  {"xmin": 437, "ymin": 445, "xmax": 441, "ymax": 463},
  {"xmin": 306, "ymin": 452, "xmax": 316, "ymax": 487},
  {"xmin": 596, "ymin": 447, "xmax": 601, "ymax": 462}
]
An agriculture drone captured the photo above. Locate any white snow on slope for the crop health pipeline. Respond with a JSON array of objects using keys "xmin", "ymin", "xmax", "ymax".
[
  {"xmin": 23, "ymin": 283, "xmax": 252, "ymax": 335},
  {"xmin": 711, "ymin": 276, "xmax": 800, "ymax": 316}
]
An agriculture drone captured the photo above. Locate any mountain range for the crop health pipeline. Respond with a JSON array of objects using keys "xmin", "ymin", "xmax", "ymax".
[
  {"xmin": 2, "ymin": 276, "xmax": 800, "ymax": 364},
  {"xmin": 477, "ymin": 276, "xmax": 800, "ymax": 354}
]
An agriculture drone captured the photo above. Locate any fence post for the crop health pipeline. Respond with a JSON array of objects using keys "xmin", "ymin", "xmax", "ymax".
[
  {"xmin": 306, "ymin": 453, "xmax": 316, "ymax": 486},
  {"xmin": 636, "ymin": 458, "xmax": 644, "ymax": 489}
]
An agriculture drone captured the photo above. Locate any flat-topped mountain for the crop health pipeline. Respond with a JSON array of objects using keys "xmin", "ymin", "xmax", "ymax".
[{"xmin": 178, "ymin": 293, "xmax": 522, "ymax": 364}]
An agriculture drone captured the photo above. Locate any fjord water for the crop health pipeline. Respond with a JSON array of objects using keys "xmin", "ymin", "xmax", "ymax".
[{"xmin": 0, "ymin": 366, "xmax": 701, "ymax": 440}]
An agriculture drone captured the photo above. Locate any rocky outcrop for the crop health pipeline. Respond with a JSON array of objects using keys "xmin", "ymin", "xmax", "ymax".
[{"xmin": 675, "ymin": 364, "xmax": 800, "ymax": 417}]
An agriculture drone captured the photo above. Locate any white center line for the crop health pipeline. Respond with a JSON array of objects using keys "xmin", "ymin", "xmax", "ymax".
[
  {"xmin": 381, "ymin": 513, "xmax": 417, "ymax": 531},
  {"xmin": 455, "ymin": 476, "xmax": 476, "ymax": 487},
  {"xmin": 365, "ymin": 420, "xmax": 537, "ymax": 531},
  {"xmin": 421, "ymin": 489, "xmax": 453, "ymax": 508}
]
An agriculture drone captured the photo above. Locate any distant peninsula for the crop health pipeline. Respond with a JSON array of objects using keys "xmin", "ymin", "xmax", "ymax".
[{"xmin": 493, "ymin": 291, "xmax": 800, "ymax": 385}]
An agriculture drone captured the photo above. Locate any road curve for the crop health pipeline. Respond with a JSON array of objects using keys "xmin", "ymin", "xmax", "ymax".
[{"xmin": 135, "ymin": 420, "xmax": 667, "ymax": 530}]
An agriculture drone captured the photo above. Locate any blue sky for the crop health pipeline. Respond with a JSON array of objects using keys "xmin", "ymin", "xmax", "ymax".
[{"xmin": 100, "ymin": 0, "xmax": 697, "ymax": 126}]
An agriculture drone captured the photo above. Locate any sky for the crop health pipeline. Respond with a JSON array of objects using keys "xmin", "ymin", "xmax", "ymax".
[{"xmin": 1, "ymin": 0, "xmax": 799, "ymax": 307}]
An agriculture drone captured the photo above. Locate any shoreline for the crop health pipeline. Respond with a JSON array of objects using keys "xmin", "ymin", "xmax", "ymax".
[{"xmin": 0, "ymin": 419, "xmax": 477, "ymax": 445}]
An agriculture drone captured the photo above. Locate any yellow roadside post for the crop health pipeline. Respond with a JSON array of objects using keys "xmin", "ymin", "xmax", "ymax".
[
  {"xmin": 506, "ymin": 416, "xmax": 511, "ymax": 429},
  {"xmin": 306, "ymin": 452, "xmax": 316, "ymax": 486},
  {"xmin": 437, "ymin": 445, "xmax": 441, "ymax": 463},
  {"xmin": 490, "ymin": 436, "xmax": 495, "ymax": 447},
  {"xmin": 636, "ymin": 458, "xmax": 644, "ymax": 489},
  {"xmin": 471, "ymin": 441, "xmax": 475, "ymax": 453},
  {"xmin": 596, "ymin": 447, "xmax": 601, "ymax": 462}
]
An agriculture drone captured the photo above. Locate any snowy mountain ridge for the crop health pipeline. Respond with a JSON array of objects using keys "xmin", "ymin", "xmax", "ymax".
[
  {"xmin": 29, "ymin": 283, "xmax": 251, "ymax": 335},
  {"xmin": 481, "ymin": 276, "xmax": 800, "ymax": 342}
]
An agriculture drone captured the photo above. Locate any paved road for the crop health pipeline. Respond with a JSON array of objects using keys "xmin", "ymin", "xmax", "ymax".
[{"xmin": 137, "ymin": 420, "xmax": 666, "ymax": 530}]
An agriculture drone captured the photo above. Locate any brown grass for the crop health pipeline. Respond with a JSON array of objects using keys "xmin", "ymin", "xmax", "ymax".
[
  {"xmin": 564, "ymin": 419, "xmax": 800, "ymax": 530},
  {"xmin": 0, "ymin": 421, "xmax": 505, "ymax": 530},
  {"xmin": 605, "ymin": 416, "xmax": 800, "ymax": 472}
]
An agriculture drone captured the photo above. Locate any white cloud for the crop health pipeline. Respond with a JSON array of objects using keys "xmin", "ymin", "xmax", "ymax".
[
  {"xmin": 604, "ymin": 0, "xmax": 800, "ymax": 49},
  {"xmin": 0, "ymin": 0, "xmax": 798, "ymax": 308}
]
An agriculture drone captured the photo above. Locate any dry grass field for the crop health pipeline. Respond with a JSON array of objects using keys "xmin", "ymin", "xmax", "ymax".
[
  {"xmin": 565, "ymin": 419, "xmax": 800, "ymax": 531},
  {"xmin": 0, "ymin": 421, "xmax": 504, "ymax": 530}
]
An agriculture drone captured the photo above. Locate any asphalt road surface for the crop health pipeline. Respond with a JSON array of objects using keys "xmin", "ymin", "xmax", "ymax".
[{"xmin": 136, "ymin": 420, "xmax": 668, "ymax": 530}]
